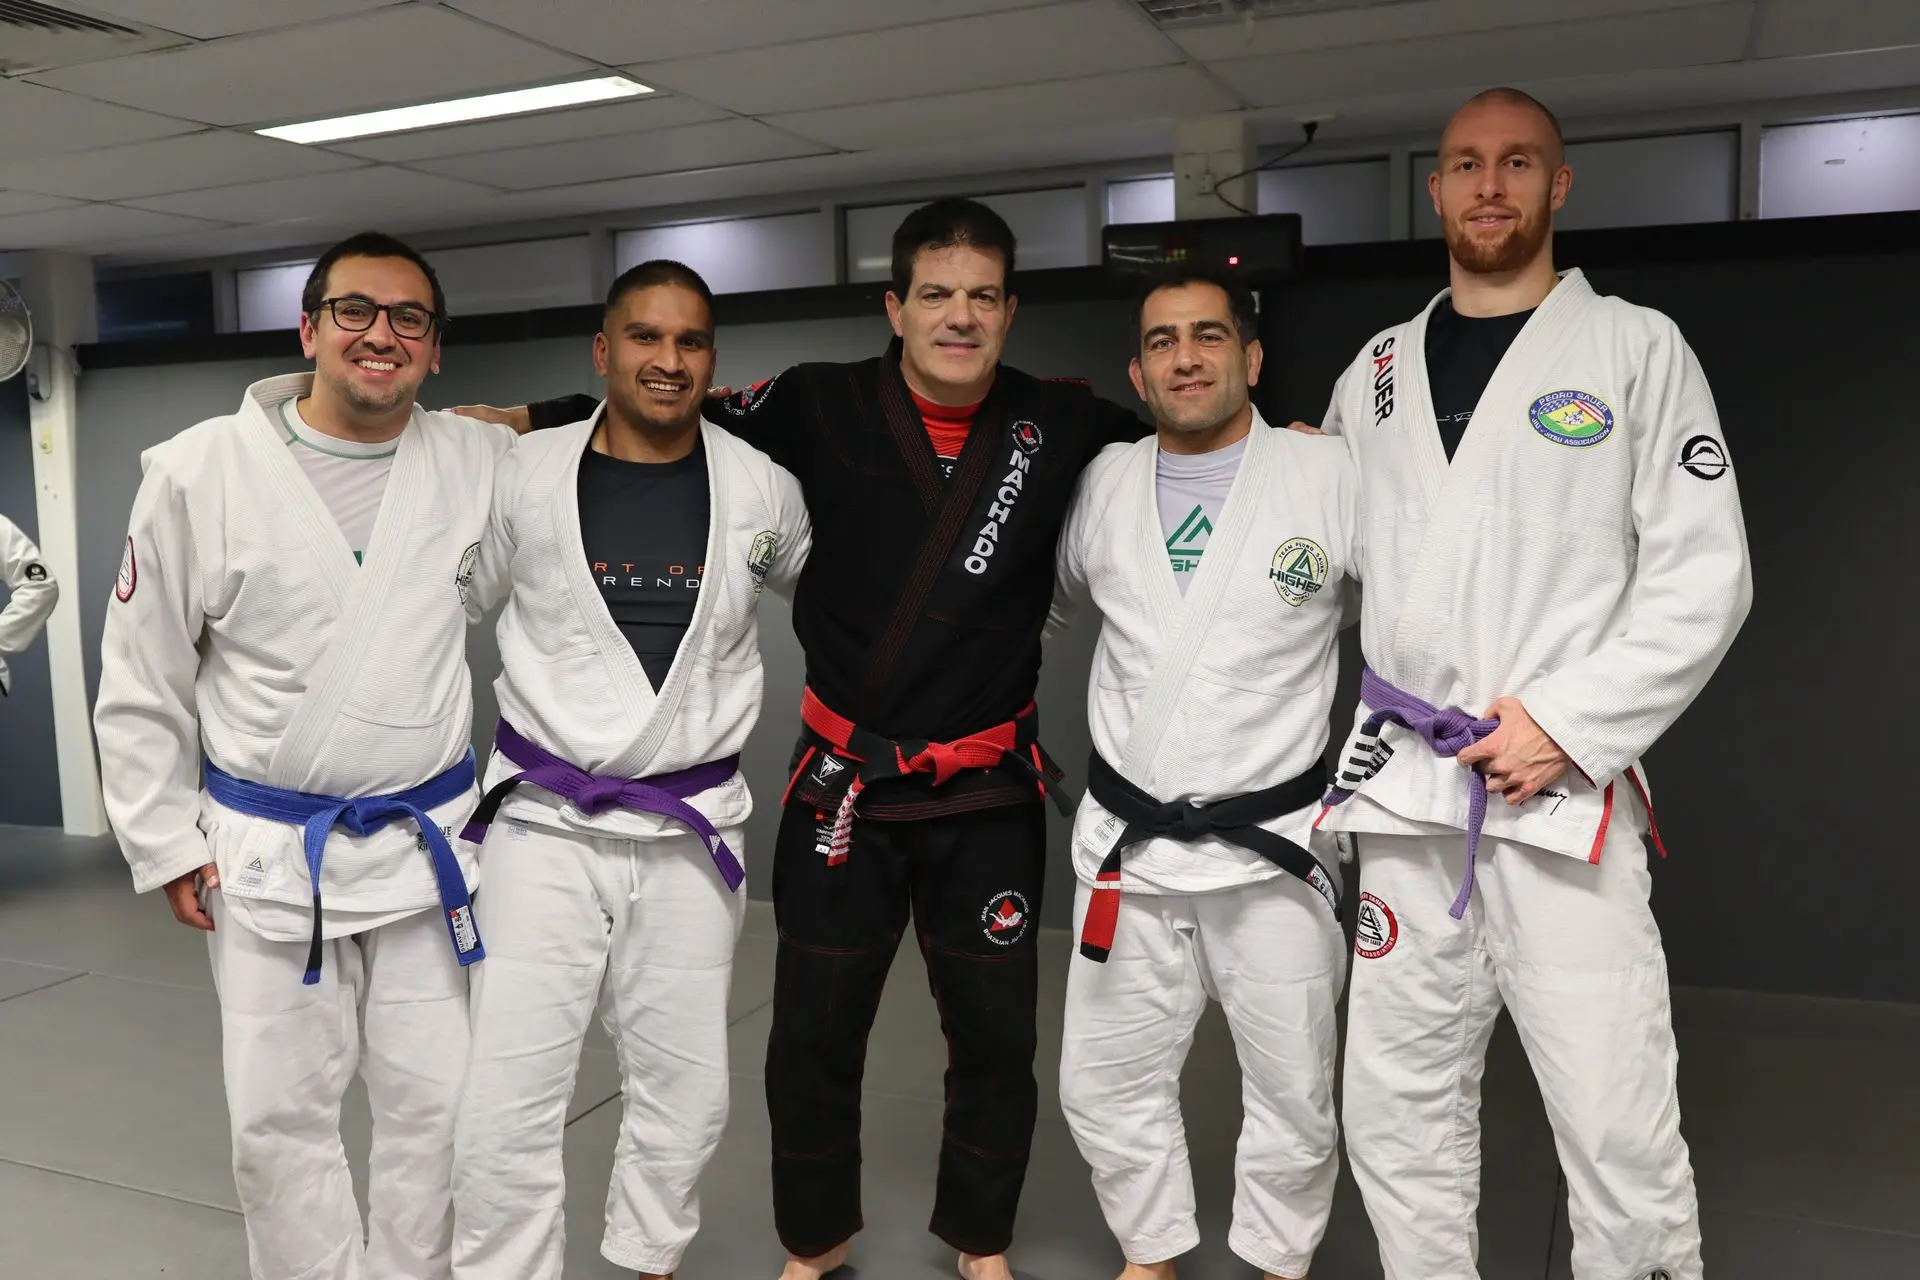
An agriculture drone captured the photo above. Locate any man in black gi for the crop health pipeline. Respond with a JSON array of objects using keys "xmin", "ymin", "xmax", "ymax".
[{"xmin": 466, "ymin": 199, "xmax": 1146, "ymax": 1280}]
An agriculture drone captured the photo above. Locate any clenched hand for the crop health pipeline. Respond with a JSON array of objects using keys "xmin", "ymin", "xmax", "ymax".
[{"xmin": 164, "ymin": 863, "xmax": 220, "ymax": 931}]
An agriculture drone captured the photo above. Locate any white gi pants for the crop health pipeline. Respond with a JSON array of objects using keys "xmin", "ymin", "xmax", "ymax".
[
  {"xmin": 206, "ymin": 893, "xmax": 470, "ymax": 1280},
  {"xmin": 1059, "ymin": 875, "xmax": 1347, "ymax": 1278},
  {"xmin": 451, "ymin": 820, "xmax": 745, "ymax": 1278},
  {"xmin": 1343, "ymin": 810, "xmax": 1703, "ymax": 1280}
]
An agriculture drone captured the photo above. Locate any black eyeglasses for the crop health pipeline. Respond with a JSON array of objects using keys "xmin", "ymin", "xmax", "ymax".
[{"xmin": 314, "ymin": 296, "xmax": 441, "ymax": 340}]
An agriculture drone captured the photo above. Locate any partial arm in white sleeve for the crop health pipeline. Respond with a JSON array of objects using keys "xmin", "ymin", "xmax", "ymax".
[
  {"xmin": 464, "ymin": 446, "xmax": 519, "ymax": 622},
  {"xmin": 0, "ymin": 515, "xmax": 59, "ymax": 671},
  {"xmin": 763, "ymin": 461, "xmax": 812, "ymax": 602},
  {"xmin": 1045, "ymin": 468, "xmax": 1097, "ymax": 640},
  {"xmin": 1521, "ymin": 324, "xmax": 1754, "ymax": 784},
  {"xmin": 92, "ymin": 464, "xmax": 214, "ymax": 893}
]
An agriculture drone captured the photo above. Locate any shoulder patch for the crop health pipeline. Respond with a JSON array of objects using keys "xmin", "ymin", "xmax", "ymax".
[
  {"xmin": 23, "ymin": 562, "xmax": 47, "ymax": 582},
  {"xmin": 115, "ymin": 537, "xmax": 137, "ymax": 602}
]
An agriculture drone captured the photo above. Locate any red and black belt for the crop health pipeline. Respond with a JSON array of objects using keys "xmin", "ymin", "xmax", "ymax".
[
  {"xmin": 793, "ymin": 686, "xmax": 1071, "ymax": 865},
  {"xmin": 1080, "ymin": 750, "xmax": 1338, "ymax": 963}
]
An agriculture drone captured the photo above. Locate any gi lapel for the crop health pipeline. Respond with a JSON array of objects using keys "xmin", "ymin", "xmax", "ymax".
[
  {"xmin": 856, "ymin": 351, "xmax": 1011, "ymax": 714},
  {"xmin": 1391, "ymin": 270, "xmax": 1597, "ymax": 682},
  {"xmin": 1394, "ymin": 291, "xmax": 1453, "ymax": 512},
  {"xmin": 1119, "ymin": 416, "xmax": 1275, "ymax": 791},
  {"xmin": 267, "ymin": 396, "xmax": 428, "ymax": 788}
]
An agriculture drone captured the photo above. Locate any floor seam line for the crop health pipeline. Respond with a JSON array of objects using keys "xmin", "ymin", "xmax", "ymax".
[
  {"xmin": 0, "ymin": 1155, "xmax": 242, "ymax": 1217},
  {"xmin": 0, "ymin": 971, "xmax": 87, "ymax": 1005},
  {"xmin": 1704, "ymin": 1203, "xmax": 1920, "ymax": 1241}
]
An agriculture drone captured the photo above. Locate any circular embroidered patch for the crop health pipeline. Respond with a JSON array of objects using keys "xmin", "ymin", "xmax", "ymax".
[
  {"xmin": 1529, "ymin": 389, "xmax": 1615, "ymax": 447},
  {"xmin": 981, "ymin": 890, "xmax": 1031, "ymax": 946},
  {"xmin": 1354, "ymin": 891, "xmax": 1398, "ymax": 959}
]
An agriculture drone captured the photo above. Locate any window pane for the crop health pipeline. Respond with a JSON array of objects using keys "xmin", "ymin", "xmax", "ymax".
[
  {"xmin": 235, "ymin": 262, "xmax": 311, "ymax": 333},
  {"xmin": 96, "ymin": 272, "xmax": 216, "ymax": 342},
  {"xmin": 1760, "ymin": 115, "xmax": 1920, "ymax": 219},
  {"xmin": 429, "ymin": 237, "xmax": 593, "ymax": 314},
  {"xmin": 846, "ymin": 187, "xmax": 1089, "ymax": 283},
  {"xmin": 616, "ymin": 211, "xmax": 831, "ymax": 295},
  {"xmin": 1413, "ymin": 131, "xmax": 1737, "ymax": 238},
  {"xmin": 1259, "ymin": 159, "xmax": 1390, "ymax": 245},
  {"xmin": 1107, "ymin": 176, "xmax": 1174, "ymax": 226}
]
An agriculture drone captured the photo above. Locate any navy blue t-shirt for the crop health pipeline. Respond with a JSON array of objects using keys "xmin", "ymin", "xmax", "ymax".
[{"xmin": 577, "ymin": 439, "xmax": 710, "ymax": 691}]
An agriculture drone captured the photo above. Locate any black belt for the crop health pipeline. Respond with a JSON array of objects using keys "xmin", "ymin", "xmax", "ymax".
[{"xmin": 1079, "ymin": 751, "xmax": 1338, "ymax": 962}]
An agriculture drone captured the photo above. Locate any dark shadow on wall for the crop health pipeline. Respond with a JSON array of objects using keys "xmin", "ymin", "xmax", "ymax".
[{"xmin": 0, "ymin": 377, "xmax": 61, "ymax": 827}]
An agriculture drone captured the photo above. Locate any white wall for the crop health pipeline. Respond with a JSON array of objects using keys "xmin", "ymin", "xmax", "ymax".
[{"xmin": 1760, "ymin": 115, "xmax": 1920, "ymax": 219}]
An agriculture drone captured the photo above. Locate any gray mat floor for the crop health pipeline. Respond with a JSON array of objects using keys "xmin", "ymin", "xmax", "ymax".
[{"xmin": 0, "ymin": 825, "xmax": 1915, "ymax": 1279}]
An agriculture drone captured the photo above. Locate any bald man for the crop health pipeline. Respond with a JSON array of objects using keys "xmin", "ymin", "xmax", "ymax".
[{"xmin": 1304, "ymin": 89, "xmax": 1750, "ymax": 1279}]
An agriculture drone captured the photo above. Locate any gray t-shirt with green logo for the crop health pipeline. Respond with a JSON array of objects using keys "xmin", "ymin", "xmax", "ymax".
[{"xmin": 1156, "ymin": 434, "xmax": 1246, "ymax": 594}]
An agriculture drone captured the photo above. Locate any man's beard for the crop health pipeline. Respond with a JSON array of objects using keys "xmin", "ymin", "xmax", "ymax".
[
  {"xmin": 1445, "ymin": 201, "xmax": 1551, "ymax": 275},
  {"xmin": 1151, "ymin": 384, "xmax": 1243, "ymax": 437},
  {"xmin": 324, "ymin": 367, "xmax": 411, "ymax": 416}
]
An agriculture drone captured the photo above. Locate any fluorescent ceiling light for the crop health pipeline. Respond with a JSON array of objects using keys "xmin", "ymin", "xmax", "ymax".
[{"xmin": 258, "ymin": 76, "xmax": 652, "ymax": 145}]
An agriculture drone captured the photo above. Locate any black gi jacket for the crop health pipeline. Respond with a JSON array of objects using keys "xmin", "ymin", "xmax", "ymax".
[{"xmin": 528, "ymin": 339, "xmax": 1148, "ymax": 817}]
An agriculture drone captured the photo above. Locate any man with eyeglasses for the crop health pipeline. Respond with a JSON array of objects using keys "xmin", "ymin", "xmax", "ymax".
[{"xmin": 95, "ymin": 231, "xmax": 522, "ymax": 1280}]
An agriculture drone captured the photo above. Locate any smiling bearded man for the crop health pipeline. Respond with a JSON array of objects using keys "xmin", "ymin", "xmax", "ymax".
[
  {"xmin": 1303, "ymin": 88, "xmax": 1753, "ymax": 1280},
  {"xmin": 95, "ymin": 232, "xmax": 523, "ymax": 1280}
]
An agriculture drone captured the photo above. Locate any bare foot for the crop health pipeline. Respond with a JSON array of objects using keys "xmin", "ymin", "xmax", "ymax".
[
  {"xmin": 779, "ymin": 1241, "xmax": 850, "ymax": 1279},
  {"xmin": 1117, "ymin": 1262, "xmax": 1177, "ymax": 1280},
  {"xmin": 958, "ymin": 1253, "xmax": 1017, "ymax": 1280}
]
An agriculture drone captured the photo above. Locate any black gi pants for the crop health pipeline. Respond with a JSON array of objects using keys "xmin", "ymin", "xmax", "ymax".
[{"xmin": 765, "ymin": 797, "xmax": 1047, "ymax": 1259}]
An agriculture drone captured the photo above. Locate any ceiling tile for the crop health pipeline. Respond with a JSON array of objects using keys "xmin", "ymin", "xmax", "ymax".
[
  {"xmin": 0, "ymin": 81, "xmax": 199, "ymax": 165},
  {"xmin": 769, "ymin": 66, "xmax": 1238, "ymax": 151},
  {"xmin": 327, "ymin": 94, "xmax": 729, "ymax": 163},
  {"xmin": 0, "ymin": 193, "xmax": 81, "ymax": 218},
  {"xmin": 0, "ymin": 130, "xmax": 367, "ymax": 201},
  {"xmin": 1173, "ymin": 0, "xmax": 1731, "ymax": 59},
  {"xmin": 26, "ymin": 6, "xmax": 591, "ymax": 127},
  {"xmin": 446, "ymin": 0, "xmax": 1056, "ymax": 63},
  {"xmin": 0, "ymin": 204, "xmax": 227, "ymax": 251},
  {"xmin": 66, "ymin": 0, "xmax": 399, "ymax": 40},
  {"xmin": 1208, "ymin": 4, "xmax": 1752, "ymax": 108},
  {"xmin": 406, "ymin": 119, "xmax": 832, "ymax": 191},
  {"xmin": 122, "ymin": 166, "xmax": 502, "ymax": 223},
  {"xmin": 1751, "ymin": 0, "xmax": 1920, "ymax": 60},
  {"xmin": 627, "ymin": 1, "xmax": 1181, "ymax": 116}
]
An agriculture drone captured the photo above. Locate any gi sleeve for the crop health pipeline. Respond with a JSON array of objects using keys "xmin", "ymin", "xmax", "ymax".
[
  {"xmin": 527, "ymin": 394, "xmax": 601, "ymax": 432},
  {"xmin": 1520, "ymin": 322, "xmax": 1753, "ymax": 785},
  {"xmin": 465, "ymin": 446, "xmax": 520, "ymax": 621},
  {"xmin": 702, "ymin": 367, "xmax": 816, "ymax": 486},
  {"xmin": 0, "ymin": 515, "xmax": 59, "ymax": 692},
  {"xmin": 93, "ymin": 462, "xmax": 214, "ymax": 894},
  {"xmin": 1046, "ymin": 464, "xmax": 1098, "ymax": 640},
  {"xmin": 763, "ymin": 460, "xmax": 812, "ymax": 602}
]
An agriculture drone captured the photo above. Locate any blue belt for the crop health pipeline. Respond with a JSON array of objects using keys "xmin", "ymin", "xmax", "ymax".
[{"xmin": 203, "ymin": 750, "xmax": 482, "ymax": 984}]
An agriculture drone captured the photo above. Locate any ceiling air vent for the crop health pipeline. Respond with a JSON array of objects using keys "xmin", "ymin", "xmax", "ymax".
[
  {"xmin": 0, "ymin": 0, "xmax": 189, "ymax": 75},
  {"xmin": 1137, "ymin": 0, "xmax": 1413, "ymax": 27}
]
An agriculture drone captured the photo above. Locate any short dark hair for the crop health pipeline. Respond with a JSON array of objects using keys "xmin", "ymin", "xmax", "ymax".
[
  {"xmin": 889, "ymin": 197, "xmax": 1017, "ymax": 298},
  {"xmin": 605, "ymin": 258, "xmax": 715, "ymax": 327},
  {"xmin": 302, "ymin": 231, "xmax": 447, "ymax": 327},
  {"xmin": 1458, "ymin": 86, "xmax": 1565, "ymax": 158},
  {"xmin": 1134, "ymin": 268, "xmax": 1260, "ymax": 346}
]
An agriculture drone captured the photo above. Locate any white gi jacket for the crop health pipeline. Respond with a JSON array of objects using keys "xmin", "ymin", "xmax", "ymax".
[
  {"xmin": 0, "ymin": 513, "xmax": 58, "ymax": 697},
  {"xmin": 94, "ymin": 373, "xmax": 515, "ymax": 937},
  {"xmin": 1055, "ymin": 412, "xmax": 1360, "ymax": 893},
  {"xmin": 1319, "ymin": 269, "xmax": 1752, "ymax": 860},
  {"xmin": 472, "ymin": 406, "xmax": 811, "ymax": 841}
]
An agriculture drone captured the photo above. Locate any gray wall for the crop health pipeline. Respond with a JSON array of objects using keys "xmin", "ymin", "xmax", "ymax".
[
  {"xmin": 71, "ymin": 301, "xmax": 1136, "ymax": 926},
  {"xmin": 0, "ymin": 378, "xmax": 60, "ymax": 826}
]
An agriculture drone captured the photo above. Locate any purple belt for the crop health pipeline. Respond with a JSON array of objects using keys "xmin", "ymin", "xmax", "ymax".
[
  {"xmin": 1322, "ymin": 667, "xmax": 1500, "ymax": 920},
  {"xmin": 461, "ymin": 720, "xmax": 746, "ymax": 892}
]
